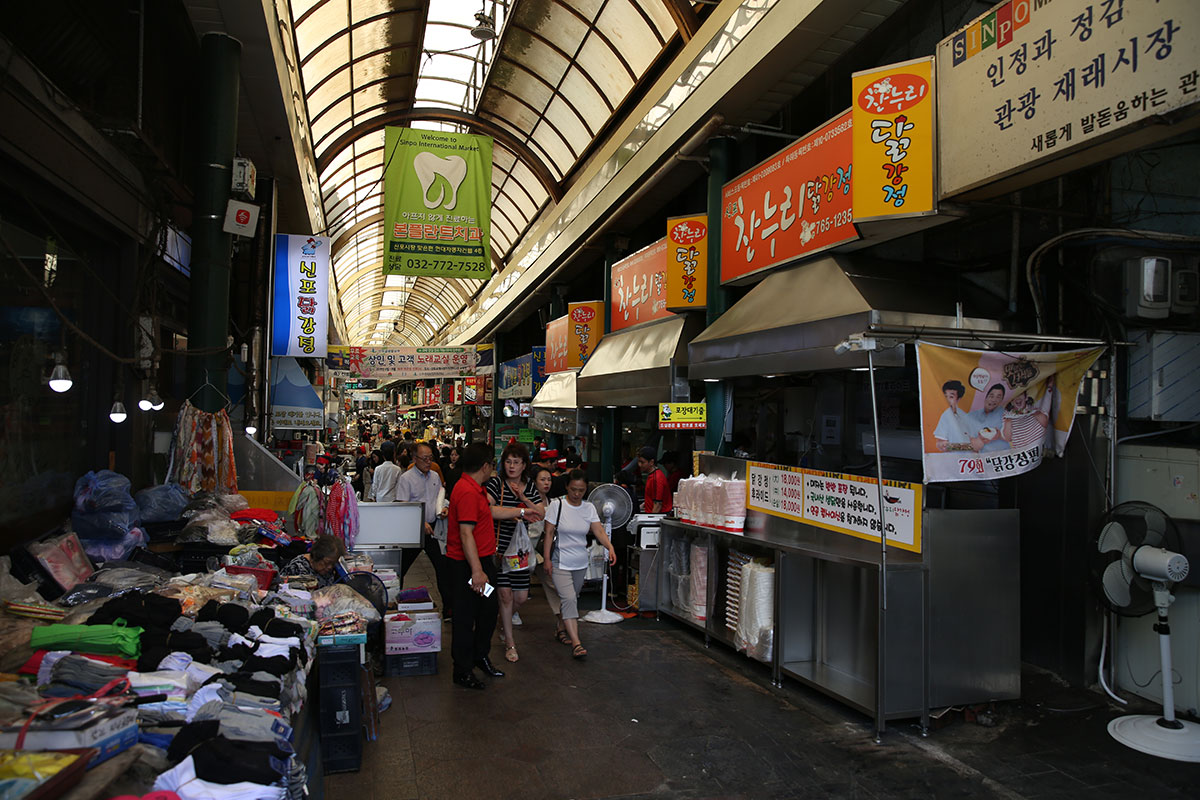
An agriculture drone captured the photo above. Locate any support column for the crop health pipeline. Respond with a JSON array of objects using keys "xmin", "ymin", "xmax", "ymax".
[
  {"xmin": 599, "ymin": 234, "xmax": 624, "ymax": 481},
  {"xmin": 705, "ymin": 137, "xmax": 734, "ymax": 453},
  {"xmin": 186, "ymin": 34, "xmax": 240, "ymax": 412}
]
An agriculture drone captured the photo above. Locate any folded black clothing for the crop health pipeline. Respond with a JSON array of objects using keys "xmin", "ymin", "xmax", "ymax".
[
  {"xmin": 216, "ymin": 642, "xmax": 255, "ymax": 662},
  {"xmin": 139, "ymin": 631, "xmax": 212, "ymax": 672},
  {"xmin": 263, "ymin": 618, "xmax": 303, "ymax": 640},
  {"xmin": 248, "ymin": 608, "xmax": 275, "ymax": 629},
  {"xmin": 241, "ymin": 655, "xmax": 292, "ymax": 677},
  {"xmin": 86, "ymin": 592, "xmax": 183, "ymax": 631},
  {"xmin": 190, "ymin": 735, "xmax": 292, "ymax": 785},
  {"xmin": 168, "ymin": 719, "xmax": 221, "ymax": 763},
  {"xmin": 203, "ymin": 672, "xmax": 282, "ymax": 699},
  {"xmin": 216, "ymin": 603, "xmax": 250, "ymax": 634},
  {"xmin": 196, "ymin": 600, "xmax": 222, "ymax": 622}
]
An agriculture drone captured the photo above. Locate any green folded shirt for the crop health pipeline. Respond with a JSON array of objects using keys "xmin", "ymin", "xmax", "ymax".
[{"xmin": 29, "ymin": 619, "xmax": 144, "ymax": 658}]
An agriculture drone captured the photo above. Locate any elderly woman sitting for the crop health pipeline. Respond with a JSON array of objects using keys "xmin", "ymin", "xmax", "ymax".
[{"xmin": 281, "ymin": 535, "xmax": 346, "ymax": 588}]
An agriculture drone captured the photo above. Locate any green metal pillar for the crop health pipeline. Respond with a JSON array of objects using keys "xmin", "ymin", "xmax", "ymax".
[
  {"xmin": 705, "ymin": 137, "xmax": 735, "ymax": 454},
  {"xmin": 464, "ymin": 405, "xmax": 474, "ymax": 444},
  {"xmin": 186, "ymin": 34, "xmax": 240, "ymax": 412}
]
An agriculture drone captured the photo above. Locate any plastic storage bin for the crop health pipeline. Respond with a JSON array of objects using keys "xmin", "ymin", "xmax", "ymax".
[
  {"xmin": 384, "ymin": 651, "xmax": 438, "ymax": 677},
  {"xmin": 320, "ymin": 730, "xmax": 362, "ymax": 774}
]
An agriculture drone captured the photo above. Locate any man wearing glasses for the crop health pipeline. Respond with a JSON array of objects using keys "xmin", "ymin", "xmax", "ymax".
[{"xmin": 397, "ymin": 442, "xmax": 447, "ymax": 584}]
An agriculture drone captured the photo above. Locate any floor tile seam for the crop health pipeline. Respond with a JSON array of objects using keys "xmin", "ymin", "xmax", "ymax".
[{"xmin": 895, "ymin": 728, "xmax": 1031, "ymax": 800}]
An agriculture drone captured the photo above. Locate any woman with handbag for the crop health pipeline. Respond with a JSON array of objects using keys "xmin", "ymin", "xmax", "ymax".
[
  {"xmin": 485, "ymin": 442, "xmax": 544, "ymax": 663},
  {"xmin": 544, "ymin": 470, "xmax": 617, "ymax": 660}
]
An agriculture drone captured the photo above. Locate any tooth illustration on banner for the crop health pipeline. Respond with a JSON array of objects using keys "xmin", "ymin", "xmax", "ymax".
[{"xmin": 413, "ymin": 151, "xmax": 468, "ymax": 210}]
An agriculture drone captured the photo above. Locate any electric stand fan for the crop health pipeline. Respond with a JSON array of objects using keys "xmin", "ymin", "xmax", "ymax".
[
  {"xmin": 1093, "ymin": 501, "xmax": 1200, "ymax": 762},
  {"xmin": 582, "ymin": 483, "xmax": 634, "ymax": 624}
]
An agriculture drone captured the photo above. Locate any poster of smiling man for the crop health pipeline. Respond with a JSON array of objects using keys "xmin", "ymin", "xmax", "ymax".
[{"xmin": 916, "ymin": 342, "xmax": 1103, "ymax": 482}]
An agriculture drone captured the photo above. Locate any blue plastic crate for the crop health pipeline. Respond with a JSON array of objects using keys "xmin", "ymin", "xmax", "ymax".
[{"xmin": 321, "ymin": 730, "xmax": 362, "ymax": 774}]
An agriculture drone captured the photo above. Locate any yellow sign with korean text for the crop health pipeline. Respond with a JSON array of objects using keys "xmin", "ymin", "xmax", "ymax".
[
  {"xmin": 659, "ymin": 402, "xmax": 706, "ymax": 430},
  {"xmin": 665, "ymin": 215, "xmax": 707, "ymax": 312},
  {"xmin": 851, "ymin": 57, "xmax": 937, "ymax": 221}
]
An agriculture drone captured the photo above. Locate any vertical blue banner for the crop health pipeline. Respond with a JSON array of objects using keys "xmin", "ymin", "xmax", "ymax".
[{"xmin": 272, "ymin": 234, "xmax": 330, "ymax": 357}]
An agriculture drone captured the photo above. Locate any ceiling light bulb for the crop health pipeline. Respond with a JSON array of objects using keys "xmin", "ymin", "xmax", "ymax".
[
  {"xmin": 703, "ymin": 378, "xmax": 719, "ymax": 383},
  {"xmin": 110, "ymin": 401, "xmax": 128, "ymax": 424},
  {"xmin": 471, "ymin": 11, "xmax": 497, "ymax": 40},
  {"xmin": 138, "ymin": 398, "xmax": 153, "ymax": 411},
  {"xmin": 48, "ymin": 364, "xmax": 73, "ymax": 393},
  {"xmin": 148, "ymin": 389, "xmax": 164, "ymax": 411},
  {"xmin": 245, "ymin": 424, "xmax": 258, "ymax": 436}
]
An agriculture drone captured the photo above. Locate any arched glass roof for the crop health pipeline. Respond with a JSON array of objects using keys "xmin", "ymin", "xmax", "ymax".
[{"xmin": 289, "ymin": 0, "xmax": 692, "ymax": 346}]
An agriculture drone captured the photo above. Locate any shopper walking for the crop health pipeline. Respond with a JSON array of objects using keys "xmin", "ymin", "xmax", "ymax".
[
  {"xmin": 368, "ymin": 448, "xmax": 401, "ymax": 502},
  {"xmin": 543, "ymin": 470, "xmax": 617, "ymax": 659},
  {"xmin": 447, "ymin": 443, "xmax": 504, "ymax": 690},
  {"xmin": 485, "ymin": 442, "xmax": 544, "ymax": 663},
  {"xmin": 527, "ymin": 466, "xmax": 566, "ymax": 644},
  {"xmin": 396, "ymin": 442, "xmax": 451, "ymax": 604}
]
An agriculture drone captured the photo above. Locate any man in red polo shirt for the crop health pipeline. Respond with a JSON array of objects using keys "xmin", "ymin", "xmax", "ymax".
[
  {"xmin": 446, "ymin": 442, "xmax": 507, "ymax": 689},
  {"xmin": 637, "ymin": 446, "xmax": 672, "ymax": 514}
]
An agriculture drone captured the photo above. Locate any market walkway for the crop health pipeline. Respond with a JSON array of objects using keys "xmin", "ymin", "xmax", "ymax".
[{"xmin": 326, "ymin": 555, "xmax": 1200, "ymax": 799}]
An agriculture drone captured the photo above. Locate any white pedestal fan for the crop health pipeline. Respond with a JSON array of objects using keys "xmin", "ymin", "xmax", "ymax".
[{"xmin": 581, "ymin": 483, "xmax": 634, "ymax": 624}]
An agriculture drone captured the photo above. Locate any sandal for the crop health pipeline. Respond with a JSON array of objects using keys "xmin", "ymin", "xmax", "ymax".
[
  {"xmin": 555, "ymin": 629, "xmax": 571, "ymax": 646},
  {"xmin": 572, "ymin": 643, "xmax": 587, "ymax": 660},
  {"xmin": 505, "ymin": 644, "xmax": 519, "ymax": 663}
]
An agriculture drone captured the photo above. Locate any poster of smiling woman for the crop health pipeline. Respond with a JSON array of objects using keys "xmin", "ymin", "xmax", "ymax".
[{"xmin": 916, "ymin": 342, "xmax": 1103, "ymax": 483}]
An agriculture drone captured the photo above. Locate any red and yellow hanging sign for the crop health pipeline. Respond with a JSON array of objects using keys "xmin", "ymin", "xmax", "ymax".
[
  {"xmin": 545, "ymin": 301, "xmax": 604, "ymax": 373},
  {"xmin": 720, "ymin": 110, "xmax": 857, "ymax": 284},
  {"xmin": 611, "ymin": 239, "xmax": 671, "ymax": 331},
  {"xmin": 665, "ymin": 215, "xmax": 708, "ymax": 312},
  {"xmin": 851, "ymin": 57, "xmax": 937, "ymax": 221}
]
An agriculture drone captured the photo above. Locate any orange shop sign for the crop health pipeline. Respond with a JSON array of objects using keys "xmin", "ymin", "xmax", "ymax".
[
  {"xmin": 545, "ymin": 302, "xmax": 604, "ymax": 373},
  {"xmin": 611, "ymin": 239, "xmax": 671, "ymax": 331},
  {"xmin": 720, "ymin": 110, "xmax": 857, "ymax": 284},
  {"xmin": 851, "ymin": 57, "xmax": 936, "ymax": 221},
  {"xmin": 569, "ymin": 301, "xmax": 603, "ymax": 368},
  {"xmin": 665, "ymin": 215, "xmax": 707, "ymax": 312}
]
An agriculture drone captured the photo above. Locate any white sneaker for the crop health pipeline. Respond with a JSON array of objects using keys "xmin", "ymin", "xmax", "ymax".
[{"xmin": 512, "ymin": 612, "xmax": 523, "ymax": 626}]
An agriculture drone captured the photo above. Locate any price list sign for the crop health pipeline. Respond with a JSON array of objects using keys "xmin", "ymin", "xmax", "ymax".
[{"xmin": 747, "ymin": 461, "xmax": 922, "ymax": 552}]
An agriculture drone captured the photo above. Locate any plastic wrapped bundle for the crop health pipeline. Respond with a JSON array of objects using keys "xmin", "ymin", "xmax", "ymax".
[
  {"xmin": 689, "ymin": 542, "xmax": 708, "ymax": 621},
  {"xmin": 722, "ymin": 480, "xmax": 747, "ymax": 534},
  {"xmin": 135, "ymin": 483, "xmax": 191, "ymax": 523},
  {"xmin": 735, "ymin": 561, "xmax": 775, "ymax": 663}
]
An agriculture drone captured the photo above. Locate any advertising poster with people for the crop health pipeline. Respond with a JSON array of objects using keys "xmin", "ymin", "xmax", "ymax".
[{"xmin": 916, "ymin": 343, "xmax": 1103, "ymax": 482}]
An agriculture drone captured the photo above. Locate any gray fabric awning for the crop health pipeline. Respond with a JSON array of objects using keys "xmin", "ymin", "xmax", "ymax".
[
  {"xmin": 530, "ymin": 371, "xmax": 577, "ymax": 434},
  {"xmin": 688, "ymin": 256, "xmax": 1003, "ymax": 379},
  {"xmin": 577, "ymin": 315, "xmax": 701, "ymax": 407}
]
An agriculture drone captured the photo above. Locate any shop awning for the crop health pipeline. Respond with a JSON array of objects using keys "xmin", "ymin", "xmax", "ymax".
[
  {"xmin": 576, "ymin": 315, "xmax": 701, "ymax": 407},
  {"xmin": 269, "ymin": 357, "xmax": 324, "ymax": 430},
  {"xmin": 531, "ymin": 371, "xmax": 577, "ymax": 434},
  {"xmin": 688, "ymin": 257, "xmax": 1003, "ymax": 379}
]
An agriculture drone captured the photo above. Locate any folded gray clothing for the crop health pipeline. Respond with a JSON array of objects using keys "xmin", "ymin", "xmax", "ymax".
[
  {"xmin": 170, "ymin": 616, "xmax": 194, "ymax": 633},
  {"xmin": 248, "ymin": 671, "xmax": 283, "ymax": 687},
  {"xmin": 208, "ymin": 703, "xmax": 294, "ymax": 743},
  {"xmin": 230, "ymin": 691, "xmax": 281, "ymax": 711},
  {"xmin": 51, "ymin": 655, "xmax": 128, "ymax": 692},
  {"xmin": 192, "ymin": 621, "xmax": 233, "ymax": 650},
  {"xmin": 138, "ymin": 706, "xmax": 188, "ymax": 725},
  {"xmin": 211, "ymin": 660, "xmax": 243, "ymax": 674}
]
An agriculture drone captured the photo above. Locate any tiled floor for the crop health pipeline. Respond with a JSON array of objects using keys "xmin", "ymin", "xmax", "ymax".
[{"xmin": 326, "ymin": 554, "xmax": 1200, "ymax": 799}]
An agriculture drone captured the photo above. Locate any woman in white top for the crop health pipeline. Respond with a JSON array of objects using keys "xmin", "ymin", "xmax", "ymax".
[
  {"xmin": 543, "ymin": 470, "xmax": 617, "ymax": 660},
  {"xmin": 528, "ymin": 466, "xmax": 567, "ymax": 644}
]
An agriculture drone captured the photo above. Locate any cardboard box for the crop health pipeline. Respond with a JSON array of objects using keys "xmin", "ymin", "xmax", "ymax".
[
  {"xmin": 317, "ymin": 633, "xmax": 367, "ymax": 647},
  {"xmin": 0, "ymin": 707, "xmax": 137, "ymax": 765},
  {"xmin": 385, "ymin": 611, "xmax": 441, "ymax": 654}
]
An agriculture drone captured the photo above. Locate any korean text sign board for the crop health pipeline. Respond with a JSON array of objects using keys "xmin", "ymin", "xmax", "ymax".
[
  {"xmin": 546, "ymin": 303, "xmax": 603, "ymax": 372},
  {"xmin": 272, "ymin": 234, "xmax": 329, "ymax": 357},
  {"xmin": 937, "ymin": 0, "xmax": 1200, "ymax": 199},
  {"xmin": 916, "ymin": 342, "xmax": 1102, "ymax": 482},
  {"xmin": 325, "ymin": 346, "xmax": 476, "ymax": 380},
  {"xmin": 531, "ymin": 346, "xmax": 547, "ymax": 396},
  {"xmin": 611, "ymin": 239, "xmax": 671, "ymax": 331},
  {"xmin": 498, "ymin": 353, "xmax": 533, "ymax": 399},
  {"xmin": 665, "ymin": 215, "xmax": 708, "ymax": 311},
  {"xmin": 746, "ymin": 461, "xmax": 923, "ymax": 553},
  {"xmin": 545, "ymin": 315, "xmax": 570, "ymax": 374},
  {"xmin": 382, "ymin": 126, "xmax": 493, "ymax": 279},
  {"xmin": 851, "ymin": 58, "xmax": 937, "ymax": 220},
  {"xmin": 659, "ymin": 402, "xmax": 706, "ymax": 430},
  {"xmin": 721, "ymin": 111, "xmax": 857, "ymax": 284}
]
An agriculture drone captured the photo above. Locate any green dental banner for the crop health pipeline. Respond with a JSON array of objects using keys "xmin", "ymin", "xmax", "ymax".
[{"xmin": 383, "ymin": 126, "xmax": 493, "ymax": 279}]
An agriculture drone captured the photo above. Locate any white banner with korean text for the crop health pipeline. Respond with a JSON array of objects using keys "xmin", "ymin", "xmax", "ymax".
[
  {"xmin": 271, "ymin": 235, "xmax": 329, "ymax": 357},
  {"xmin": 325, "ymin": 346, "xmax": 477, "ymax": 380}
]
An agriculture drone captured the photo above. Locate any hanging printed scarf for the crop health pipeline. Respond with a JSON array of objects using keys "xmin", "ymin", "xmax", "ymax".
[{"xmin": 169, "ymin": 401, "xmax": 239, "ymax": 494}]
